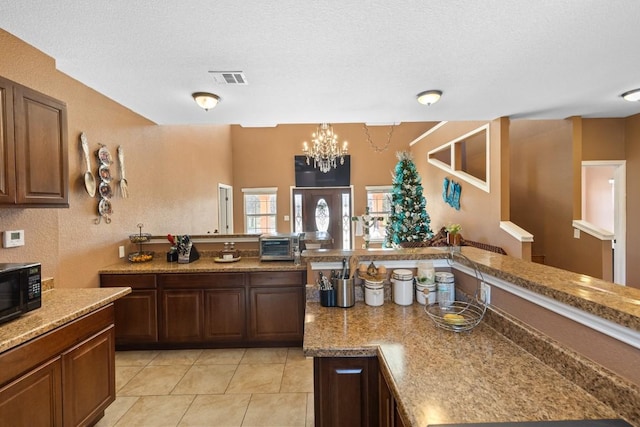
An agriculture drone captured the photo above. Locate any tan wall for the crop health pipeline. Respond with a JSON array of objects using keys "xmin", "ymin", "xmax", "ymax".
[
  {"xmin": 410, "ymin": 120, "xmax": 520, "ymax": 255},
  {"xmin": 583, "ymin": 118, "xmax": 626, "ymax": 160},
  {"xmin": 230, "ymin": 123, "xmax": 436, "ymax": 240},
  {"xmin": 625, "ymin": 114, "xmax": 640, "ymax": 287},
  {"xmin": 0, "ymin": 30, "xmax": 233, "ymax": 288}
]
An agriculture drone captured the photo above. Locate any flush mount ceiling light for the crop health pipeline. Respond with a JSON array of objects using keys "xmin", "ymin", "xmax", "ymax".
[
  {"xmin": 192, "ymin": 92, "xmax": 221, "ymax": 110},
  {"xmin": 416, "ymin": 90, "xmax": 443, "ymax": 106},
  {"xmin": 621, "ymin": 88, "xmax": 640, "ymax": 102}
]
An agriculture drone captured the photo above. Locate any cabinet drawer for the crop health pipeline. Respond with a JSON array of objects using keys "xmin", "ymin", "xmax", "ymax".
[
  {"xmin": 249, "ymin": 271, "xmax": 304, "ymax": 286},
  {"xmin": 159, "ymin": 273, "xmax": 245, "ymax": 289},
  {"xmin": 101, "ymin": 274, "xmax": 156, "ymax": 289}
]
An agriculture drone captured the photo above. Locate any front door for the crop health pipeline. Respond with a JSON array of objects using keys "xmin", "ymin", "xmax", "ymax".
[{"xmin": 292, "ymin": 188, "xmax": 352, "ymax": 250}]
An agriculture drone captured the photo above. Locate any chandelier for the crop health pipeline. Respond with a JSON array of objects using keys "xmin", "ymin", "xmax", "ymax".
[{"xmin": 302, "ymin": 123, "xmax": 348, "ymax": 173}]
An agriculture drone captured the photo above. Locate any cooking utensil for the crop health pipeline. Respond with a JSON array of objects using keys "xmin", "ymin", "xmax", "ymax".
[
  {"xmin": 341, "ymin": 258, "xmax": 347, "ymax": 279},
  {"xmin": 80, "ymin": 133, "xmax": 96, "ymax": 197},
  {"xmin": 348, "ymin": 256, "xmax": 358, "ymax": 279},
  {"xmin": 117, "ymin": 146, "xmax": 129, "ymax": 198}
]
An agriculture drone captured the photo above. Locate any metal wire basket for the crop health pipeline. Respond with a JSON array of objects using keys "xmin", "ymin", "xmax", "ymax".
[
  {"xmin": 424, "ymin": 250, "xmax": 488, "ymax": 332},
  {"xmin": 425, "ymin": 300, "xmax": 486, "ymax": 332}
]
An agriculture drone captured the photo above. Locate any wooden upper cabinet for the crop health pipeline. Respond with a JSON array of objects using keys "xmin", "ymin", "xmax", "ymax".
[
  {"xmin": 0, "ymin": 75, "xmax": 69, "ymax": 207},
  {"xmin": 13, "ymin": 85, "xmax": 69, "ymax": 207},
  {"xmin": 0, "ymin": 77, "xmax": 16, "ymax": 204}
]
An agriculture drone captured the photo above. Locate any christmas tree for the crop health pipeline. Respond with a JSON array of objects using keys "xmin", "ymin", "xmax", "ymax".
[{"xmin": 386, "ymin": 151, "xmax": 433, "ymax": 246}]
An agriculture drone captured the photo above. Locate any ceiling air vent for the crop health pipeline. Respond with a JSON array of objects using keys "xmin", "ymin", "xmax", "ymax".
[{"xmin": 209, "ymin": 71, "xmax": 248, "ymax": 85}]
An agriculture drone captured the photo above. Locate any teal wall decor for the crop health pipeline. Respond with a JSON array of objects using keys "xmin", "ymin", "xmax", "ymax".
[{"xmin": 442, "ymin": 177, "xmax": 461, "ymax": 210}]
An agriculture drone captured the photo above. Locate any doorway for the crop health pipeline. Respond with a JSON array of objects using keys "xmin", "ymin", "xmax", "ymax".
[
  {"xmin": 581, "ymin": 161, "xmax": 626, "ymax": 285},
  {"xmin": 218, "ymin": 184, "xmax": 233, "ymax": 235},
  {"xmin": 292, "ymin": 187, "xmax": 353, "ymax": 250}
]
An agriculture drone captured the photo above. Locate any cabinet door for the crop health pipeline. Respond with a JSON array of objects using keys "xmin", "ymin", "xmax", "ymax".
[
  {"xmin": 0, "ymin": 77, "xmax": 16, "ymax": 204},
  {"xmin": 161, "ymin": 290, "xmax": 204, "ymax": 342},
  {"xmin": 314, "ymin": 357, "xmax": 379, "ymax": 427},
  {"xmin": 113, "ymin": 290, "xmax": 158, "ymax": 345},
  {"xmin": 204, "ymin": 288, "xmax": 246, "ymax": 342},
  {"xmin": 13, "ymin": 85, "xmax": 68, "ymax": 206},
  {"xmin": 62, "ymin": 326, "xmax": 115, "ymax": 427},
  {"xmin": 101, "ymin": 274, "xmax": 158, "ymax": 346},
  {"xmin": 379, "ymin": 369, "xmax": 394, "ymax": 427},
  {"xmin": 248, "ymin": 286, "xmax": 304, "ymax": 343},
  {"xmin": 0, "ymin": 356, "xmax": 62, "ymax": 427}
]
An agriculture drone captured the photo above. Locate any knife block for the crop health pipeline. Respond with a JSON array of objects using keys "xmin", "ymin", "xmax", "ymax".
[{"xmin": 178, "ymin": 244, "xmax": 200, "ymax": 264}]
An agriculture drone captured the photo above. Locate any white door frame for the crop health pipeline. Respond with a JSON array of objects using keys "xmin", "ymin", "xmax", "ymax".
[
  {"xmin": 218, "ymin": 184, "xmax": 233, "ymax": 234},
  {"xmin": 582, "ymin": 160, "xmax": 626, "ymax": 285}
]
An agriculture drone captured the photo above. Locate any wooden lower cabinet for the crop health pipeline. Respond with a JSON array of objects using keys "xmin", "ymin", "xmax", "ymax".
[
  {"xmin": 100, "ymin": 274, "xmax": 158, "ymax": 346},
  {"xmin": 161, "ymin": 289, "xmax": 204, "ymax": 342},
  {"xmin": 248, "ymin": 286, "xmax": 304, "ymax": 342},
  {"xmin": 0, "ymin": 357, "xmax": 63, "ymax": 426},
  {"xmin": 379, "ymin": 369, "xmax": 406, "ymax": 427},
  {"xmin": 62, "ymin": 327, "xmax": 115, "ymax": 427},
  {"xmin": 204, "ymin": 288, "xmax": 246, "ymax": 341},
  {"xmin": 0, "ymin": 305, "xmax": 116, "ymax": 427},
  {"xmin": 102, "ymin": 270, "xmax": 305, "ymax": 348},
  {"xmin": 314, "ymin": 357, "xmax": 379, "ymax": 427}
]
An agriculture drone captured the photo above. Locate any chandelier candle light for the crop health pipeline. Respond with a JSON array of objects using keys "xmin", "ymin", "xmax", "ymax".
[{"xmin": 302, "ymin": 123, "xmax": 348, "ymax": 173}]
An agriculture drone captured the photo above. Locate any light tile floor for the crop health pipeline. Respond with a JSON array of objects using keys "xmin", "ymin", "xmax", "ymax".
[{"xmin": 95, "ymin": 347, "xmax": 314, "ymax": 427}]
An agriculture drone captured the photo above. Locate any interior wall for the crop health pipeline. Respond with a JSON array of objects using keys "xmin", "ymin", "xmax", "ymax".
[
  {"xmin": 230, "ymin": 123, "xmax": 435, "ymax": 239},
  {"xmin": 624, "ymin": 113, "xmax": 640, "ymax": 287},
  {"xmin": 508, "ymin": 119, "xmax": 610, "ymax": 279},
  {"xmin": 0, "ymin": 30, "xmax": 233, "ymax": 288},
  {"xmin": 409, "ymin": 120, "xmax": 521, "ymax": 255},
  {"xmin": 582, "ymin": 118, "xmax": 626, "ymax": 160},
  {"xmin": 582, "ymin": 165, "xmax": 615, "ymax": 232}
]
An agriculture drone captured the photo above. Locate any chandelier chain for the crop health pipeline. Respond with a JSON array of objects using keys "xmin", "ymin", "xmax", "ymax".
[{"xmin": 363, "ymin": 124, "xmax": 396, "ymax": 152}]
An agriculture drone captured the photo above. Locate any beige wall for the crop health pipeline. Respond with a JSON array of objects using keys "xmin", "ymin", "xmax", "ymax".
[
  {"xmin": 0, "ymin": 30, "xmax": 233, "ymax": 288},
  {"xmin": 625, "ymin": 114, "xmax": 640, "ymax": 287},
  {"xmin": 230, "ymin": 123, "xmax": 436, "ymax": 242},
  {"xmin": 409, "ymin": 119, "xmax": 522, "ymax": 255}
]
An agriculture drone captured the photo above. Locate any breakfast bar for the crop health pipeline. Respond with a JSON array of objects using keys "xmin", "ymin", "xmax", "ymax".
[{"xmin": 302, "ymin": 246, "xmax": 640, "ymax": 427}]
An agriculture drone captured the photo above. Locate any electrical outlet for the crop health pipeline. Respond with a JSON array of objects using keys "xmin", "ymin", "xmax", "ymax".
[
  {"xmin": 480, "ymin": 282, "xmax": 491, "ymax": 304},
  {"xmin": 118, "ymin": 245, "xmax": 125, "ymax": 258}
]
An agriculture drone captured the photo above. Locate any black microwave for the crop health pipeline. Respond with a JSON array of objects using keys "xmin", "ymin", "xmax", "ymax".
[
  {"xmin": 259, "ymin": 233, "xmax": 300, "ymax": 261},
  {"xmin": 0, "ymin": 262, "xmax": 42, "ymax": 326}
]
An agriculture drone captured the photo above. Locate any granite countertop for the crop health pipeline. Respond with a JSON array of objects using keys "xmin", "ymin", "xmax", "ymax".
[
  {"xmin": 99, "ymin": 256, "xmax": 305, "ymax": 274},
  {"xmin": 303, "ymin": 246, "xmax": 640, "ymax": 333},
  {"xmin": 303, "ymin": 301, "xmax": 621, "ymax": 427},
  {"xmin": 0, "ymin": 287, "xmax": 131, "ymax": 353}
]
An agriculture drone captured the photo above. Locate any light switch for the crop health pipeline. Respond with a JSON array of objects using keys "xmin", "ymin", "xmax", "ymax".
[
  {"xmin": 284, "ymin": 215, "xmax": 290, "ymax": 221},
  {"xmin": 573, "ymin": 228, "xmax": 580, "ymax": 239}
]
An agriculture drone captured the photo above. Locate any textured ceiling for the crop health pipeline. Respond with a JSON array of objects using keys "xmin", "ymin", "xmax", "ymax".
[{"xmin": 2, "ymin": 0, "xmax": 640, "ymax": 125}]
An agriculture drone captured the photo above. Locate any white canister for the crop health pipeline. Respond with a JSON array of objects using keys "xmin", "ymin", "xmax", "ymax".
[
  {"xmin": 364, "ymin": 279, "xmax": 384, "ymax": 307},
  {"xmin": 392, "ymin": 278, "xmax": 414, "ymax": 306},
  {"xmin": 392, "ymin": 269, "xmax": 413, "ymax": 281},
  {"xmin": 416, "ymin": 282, "xmax": 437, "ymax": 305},
  {"xmin": 435, "ymin": 272, "xmax": 455, "ymax": 307}
]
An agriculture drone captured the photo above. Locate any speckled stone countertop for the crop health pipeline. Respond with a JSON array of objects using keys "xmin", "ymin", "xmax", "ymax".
[
  {"xmin": 0, "ymin": 287, "xmax": 131, "ymax": 353},
  {"xmin": 303, "ymin": 301, "xmax": 623, "ymax": 427},
  {"xmin": 303, "ymin": 246, "xmax": 640, "ymax": 332},
  {"xmin": 99, "ymin": 256, "xmax": 305, "ymax": 274}
]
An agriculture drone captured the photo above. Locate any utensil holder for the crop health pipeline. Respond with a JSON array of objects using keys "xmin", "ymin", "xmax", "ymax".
[
  {"xmin": 320, "ymin": 289, "xmax": 336, "ymax": 307},
  {"xmin": 333, "ymin": 278, "xmax": 355, "ymax": 308}
]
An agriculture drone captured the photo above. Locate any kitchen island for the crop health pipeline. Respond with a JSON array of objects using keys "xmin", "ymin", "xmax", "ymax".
[
  {"xmin": 302, "ymin": 246, "xmax": 640, "ymax": 426},
  {"xmin": 0, "ymin": 286, "xmax": 130, "ymax": 426},
  {"xmin": 304, "ymin": 301, "xmax": 627, "ymax": 427}
]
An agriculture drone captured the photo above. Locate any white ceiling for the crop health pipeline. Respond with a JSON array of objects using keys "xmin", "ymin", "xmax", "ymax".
[{"xmin": 2, "ymin": 1, "xmax": 640, "ymax": 126}]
